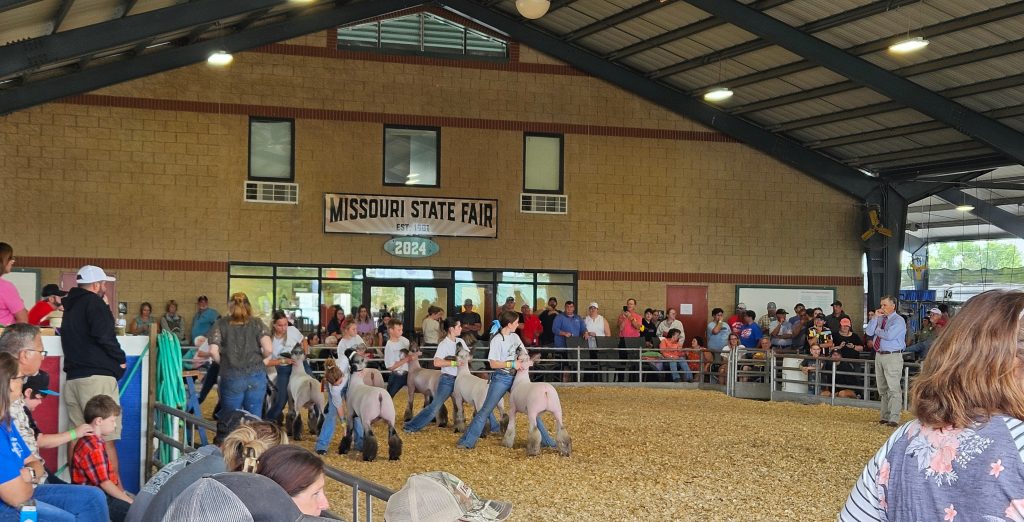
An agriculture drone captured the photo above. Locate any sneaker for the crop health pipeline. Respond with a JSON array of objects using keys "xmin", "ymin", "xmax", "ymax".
[
  {"xmin": 878, "ymin": 420, "xmax": 888, "ymax": 425},
  {"xmin": 456, "ymin": 443, "xmax": 472, "ymax": 450},
  {"xmin": 886, "ymin": 421, "xmax": 899, "ymax": 427},
  {"xmin": 315, "ymin": 449, "xmax": 326, "ymax": 455}
]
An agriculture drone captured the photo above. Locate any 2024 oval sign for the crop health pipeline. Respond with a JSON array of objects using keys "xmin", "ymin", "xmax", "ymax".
[{"xmin": 384, "ymin": 237, "xmax": 440, "ymax": 258}]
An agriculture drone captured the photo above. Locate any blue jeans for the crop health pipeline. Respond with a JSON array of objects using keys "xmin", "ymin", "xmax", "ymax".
[
  {"xmin": 219, "ymin": 370, "xmax": 266, "ymax": 418},
  {"xmin": 405, "ymin": 374, "xmax": 456, "ymax": 432},
  {"xmin": 0, "ymin": 484, "xmax": 109, "ymax": 521},
  {"xmin": 314, "ymin": 388, "xmax": 364, "ymax": 453},
  {"xmin": 386, "ymin": 373, "xmax": 407, "ymax": 398},
  {"xmin": 667, "ymin": 360, "xmax": 693, "ymax": 382},
  {"xmin": 457, "ymin": 372, "xmax": 553, "ymax": 449},
  {"xmin": 266, "ymin": 363, "xmax": 292, "ymax": 422}
]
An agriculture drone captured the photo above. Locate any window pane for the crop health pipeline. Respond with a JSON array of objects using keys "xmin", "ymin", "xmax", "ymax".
[
  {"xmin": 455, "ymin": 270, "xmax": 493, "ymax": 282},
  {"xmin": 249, "ymin": 119, "xmax": 293, "ymax": 180},
  {"xmin": 229, "ymin": 278, "xmax": 274, "ymax": 323},
  {"xmin": 455, "ymin": 283, "xmax": 493, "ymax": 328},
  {"xmin": 338, "ymin": 23, "xmax": 379, "ymax": 49},
  {"xmin": 384, "ymin": 127, "xmax": 438, "ymax": 186},
  {"xmin": 321, "ymin": 268, "xmax": 363, "ymax": 280},
  {"xmin": 497, "ymin": 284, "xmax": 534, "ymax": 312},
  {"xmin": 321, "ymin": 281, "xmax": 362, "ymax": 324},
  {"xmin": 230, "ymin": 265, "xmax": 273, "ymax": 277},
  {"xmin": 276, "ymin": 279, "xmax": 320, "ymax": 335},
  {"xmin": 498, "ymin": 271, "xmax": 533, "ymax": 282},
  {"xmin": 423, "ymin": 14, "xmax": 464, "ymax": 54},
  {"xmin": 276, "ymin": 266, "xmax": 319, "ymax": 278},
  {"xmin": 366, "ymin": 268, "xmax": 450, "ymax": 279},
  {"xmin": 379, "ymin": 16, "xmax": 421, "ymax": 52},
  {"xmin": 524, "ymin": 134, "xmax": 561, "ymax": 192},
  {"xmin": 537, "ymin": 272, "xmax": 574, "ymax": 284},
  {"xmin": 466, "ymin": 29, "xmax": 506, "ymax": 58},
  {"xmin": 537, "ymin": 285, "xmax": 574, "ymax": 312}
]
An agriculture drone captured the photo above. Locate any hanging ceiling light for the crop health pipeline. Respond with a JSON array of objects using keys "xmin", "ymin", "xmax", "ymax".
[
  {"xmin": 703, "ymin": 87, "xmax": 734, "ymax": 102},
  {"xmin": 888, "ymin": 36, "xmax": 929, "ymax": 53},
  {"xmin": 207, "ymin": 51, "xmax": 233, "ymax": 66},
  {"xmin": 955, "ymin": 204, "xmax": 975, "ymax": 212},
  {"xmin": 516, "ymin": 0, "xmax": 550, "ymax": 19}
]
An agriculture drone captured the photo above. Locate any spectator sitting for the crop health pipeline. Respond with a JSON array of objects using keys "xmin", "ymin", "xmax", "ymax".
[
  {"xmin": 718, "ymin": 333, "xmax": 742, "ymax": 384},
  {"xmin": 833, "ymin": 318, "xmax": 864, "ymax": 355},
  {"xmin": 130, "ymin": 302, "xmax": 155, "ymax": 336},
  {"xmin": 26, "ymin": 284, "xmax": 66, "ymax": 326},
  {"xmin": 641, "ymin": 308, "xmax": 658, "ymax": 347},
  {"xmin": 159, "ymin": 300, "xmax": 187, "ymax": 344},
  {"xmin": 325, "ymin": 305, "xmax": 346, "ymax": 337},
  {"xmin": 162, "ymin": 472, "xmax": 333, "ymax": 522},
  {"xmin": 255, "ymin": 445, "xmax": 330, "ymax": 516},
  {"xmin": 22, "ymin": 371, "xmax": 94, "ymax": 485},
  {"xmin": 907, "ymin": 307, "xmax": 947, "ymax": 360},
  {"xmin": 71, "ymin": 394, "xmax": 132, "ymax": 521},
  {"xmin": 658, "ymin": 328, "xmax": 692, "ymax": 383},
  {"xmin": 375, "ymin": 310, "xmax": 391, "ymax": 347},
  {"xmin": 800, "ymin": 342, "xmax": 823, "ymax": 394},
  {"xmin": 821, "ymin": 348, "xmax": 861, "ymax": 399}
]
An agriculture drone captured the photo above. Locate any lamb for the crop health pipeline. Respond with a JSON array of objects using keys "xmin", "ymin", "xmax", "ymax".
[
  {"xmin": 404, "ymin": 345, "xmax": 449, "ymax": 427},
  {"xmin": 452, "ymin": 344, "xmax": 505, "ymax": 437},
  {"xmin": 339, "ymin": 352, "xmax": 402, "ymax": 461},
  {"xmin": 502, "ymin": 346, "xmax": 571, "ymax": 457},
  {"xmin": 285, "ymin": 346, "xmax": 325, "ymax": 441}
]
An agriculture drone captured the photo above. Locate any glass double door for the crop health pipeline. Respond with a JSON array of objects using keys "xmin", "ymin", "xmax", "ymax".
[{"xmin": 367, "ymin": 281, "xmax": 450, "ymax": 343}]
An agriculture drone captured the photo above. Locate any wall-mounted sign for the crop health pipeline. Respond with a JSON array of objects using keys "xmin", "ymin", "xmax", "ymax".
[
  {"xmin": 324, "ymin": 193, "xmax": 497, "ymax": 238},
  {"xmin": 384, "ymin": 237, "xmax": 440, "ymax": 258}
]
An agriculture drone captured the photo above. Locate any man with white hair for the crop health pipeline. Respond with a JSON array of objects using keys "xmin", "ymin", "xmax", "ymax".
[{"xmin": 61, "ymin": 265, "xmax": 127, "ymax": 481}]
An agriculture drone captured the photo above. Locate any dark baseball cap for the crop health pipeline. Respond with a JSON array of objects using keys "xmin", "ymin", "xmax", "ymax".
[
  {"xmin": 24, "ymin": 371, "xmax": 58, "ymax": 398},
  {"xmin": 41, "ymin": 284, "xmax": 67, "ymax": 298},
  {"xmin": 831, "ymin": 300, "xmax": 843, "ymax": 307}
]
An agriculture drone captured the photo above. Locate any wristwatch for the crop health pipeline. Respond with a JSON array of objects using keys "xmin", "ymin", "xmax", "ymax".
[{"xmin": 25, "ymin": 466, "xmax": 36, "ymax": 483}]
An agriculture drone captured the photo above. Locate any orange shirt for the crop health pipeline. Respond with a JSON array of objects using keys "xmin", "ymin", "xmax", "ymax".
[{"xmin": 659, "ymin": 338, "xmax": 684, "ymax": 359}]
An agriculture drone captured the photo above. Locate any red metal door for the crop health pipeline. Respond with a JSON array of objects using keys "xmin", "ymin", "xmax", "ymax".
[{"xmin": 666, "ymin": 285, "xmax": 708, "ymax": 344}]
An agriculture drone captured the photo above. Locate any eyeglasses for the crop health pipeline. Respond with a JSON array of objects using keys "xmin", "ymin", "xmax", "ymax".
[
  {"xmin": 11, "ymin": 375, "xmax": 27, "ymax": 384},
  {"xmin": 21, "ymin": 349, "xmax": 47, "ymax": 357}
]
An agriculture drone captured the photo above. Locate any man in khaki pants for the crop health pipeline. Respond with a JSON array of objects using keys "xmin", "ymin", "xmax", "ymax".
[
  {"xmin": 865, "ymin": 295, "xmax": 907, "ymax": 427},
  {"xmin": 60, "ymin": 265, "xmax": 127, "ymax": 481}
]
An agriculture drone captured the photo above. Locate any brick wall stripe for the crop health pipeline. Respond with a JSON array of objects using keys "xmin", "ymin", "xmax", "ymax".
[
  {"xmin": 57, "ymin": 94, "xmax": 735, "ymax": 144},
  {"xmin": 19, "ymin": 257, "xmax": 857, "ymax": 285}
]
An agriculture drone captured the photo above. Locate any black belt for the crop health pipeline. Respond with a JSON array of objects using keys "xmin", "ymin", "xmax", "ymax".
[
  {"xmin": 879, "ymin": 350, "xmax": 905, "ymax": 354},
  {"xmin": 494, "ymin": 368, "xmax": 516, "ymax": 377}
]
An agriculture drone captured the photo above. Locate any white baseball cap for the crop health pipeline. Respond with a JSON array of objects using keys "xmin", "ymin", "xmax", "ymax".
[
  {"xmin": 76, "ymin": 265, "xmax": 116, "ymax": 284},
  {"xmin": 384, "ymin": 471, "xmax": 512, "ymax": 522},
  {"xmin": 589, "ymin": 302, "xmax": 599, "ymax": 309}
]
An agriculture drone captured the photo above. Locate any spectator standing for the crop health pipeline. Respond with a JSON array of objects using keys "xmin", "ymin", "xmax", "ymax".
[
  {"xmin": 726, "ymin": 303, "xmax": 747, "ymax": 336},
  {"xmin": 738, "ymin": 311, "xmax": 762, "ymax": 349},
  {"xmin": 27, "ymin": 284, "xmax": 66, "ymax": 326},
  {"xmin": 833, "ymin": 318, "xmax": 864, "ymax": 354},
  {"xmin": 0, "ymin": 352, "xmax": 109, "ymax": 521},
  {"xmin": 640, "ymin": 308, "xmax": 658, "ymax": 347},
  {"xmin": 866, "ymin": 295, "xmax": 907, "ymax": 427},
  {"xmin": 518, "ymin": 304, "xmax": 543, "ymax": 347},
  {"xmin": 617, "ymin": 298, "xmax": 642, "ymax": 346},
  {"xmin": 129, "ymin": 302, "xmax": 154, "ymax": 336},
  {"xmin": 825, "ymin": 300, "xmax": 851, "ymax": 335},
  {"xmin": 71, "ymin": 395, "xmax": 132, "ymax": 521},
  {"xmin": 421, "ymin": 306, "xmax": 443, "ymax": 345},
  {"xmin": 552, "ymin": 301, "xmax": 586, "ymax": 383},
  {"xmin": 0, "ymin": 243, "xmax": 27, "ymax": 326},
  {"xmin": 656, "ymin": 308, "xmax": 684, "ymax": 340},
  {"xmin": 537, "ymin": 297, "xmax": 559, "ymax": 346},
  {"xmin": 808, "ymin": 314, "xmax": 834, "ymax": 355},
  {"xmin": 191, "ymin": 295, "xmax": 219, "ymax": 340},
  {"xmin": 159, "ymin": 300, "xmax": 187, "ymax": 343},
  {"xmin": 768, "ymin": 309, "xmax": 793, "ymax": 350},
  {"xmin": 789, "ymin": 304, "xmax": 810, "ymax": 352},
  {"xmin": 61, "ymin": 264, "xmax": 126, "ymax": 482},
  {"xmin": 706, "ymin": 308, "xmax": 730, "ymax": 350},
  {"xmin": 757, "ymin": 302, "xmax": 776, "ymax": 334},
  {"xmin": 207, "ymin": 292, "xmax": 273, "ymax": 417},
  {"xmin": 841, "ymin": 290, "xmax": 1024, "ymax": 521},
  {"xmin": 457, "ymin": 299, "xmax": 482, "ymax": 337},
  {"xmin": 584, "ymin": 303, "xmax": 609, "ymax": 349}
]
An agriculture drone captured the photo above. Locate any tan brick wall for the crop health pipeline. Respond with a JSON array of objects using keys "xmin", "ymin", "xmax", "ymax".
[{"xmin": 0, "ymin": 37, "xmax": 866, "ymax": 327}]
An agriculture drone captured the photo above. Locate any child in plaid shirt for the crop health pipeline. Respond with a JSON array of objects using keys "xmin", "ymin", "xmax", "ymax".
[{"xmin": 71, "ymin": 394, "xmax": 132, "ymax": 522}]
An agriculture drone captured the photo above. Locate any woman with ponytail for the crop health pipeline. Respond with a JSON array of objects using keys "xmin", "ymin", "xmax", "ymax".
[{"xmin": 207, "ymin": 293, "xmax": 274, "ymax": 417}]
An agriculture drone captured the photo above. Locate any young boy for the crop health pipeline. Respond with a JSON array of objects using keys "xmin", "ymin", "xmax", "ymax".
[
  {"xmin": 383, "ymin": 319, "xmax": 414, "ymax": 397},
  {"xmin": 72, "ymin": 394, "xmax": 132, "ymax": 522},
  {"xmin": 314, "ymin": 364, "xmax": 346, "ymax": 456},
  {"xmin": 800, "ymin": 342, "xmax": 823, "ymax": 395}
]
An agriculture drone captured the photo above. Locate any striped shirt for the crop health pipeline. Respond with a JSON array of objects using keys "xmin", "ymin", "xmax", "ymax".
[{"xmin": 841, "ymin": 416, "xmax": 1024, "ymax": 521}]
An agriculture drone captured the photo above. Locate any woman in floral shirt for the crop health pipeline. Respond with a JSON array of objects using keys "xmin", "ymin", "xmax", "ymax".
[{"xmin": 841, "ymin": 290, "xmax": 1024, "ymax": 521}]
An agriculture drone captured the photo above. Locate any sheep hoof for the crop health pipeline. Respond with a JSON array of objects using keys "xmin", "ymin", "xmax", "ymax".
[
  {"xmin": 363, "ymin": 433, "xmax": 378, "ymax": 462},
  {"xmin": 499, "ymin": 414, "xmax": 510, "ymax": 433},
  {"xmin": 403, "ymin": 408, "xmax": 412, "ymax": 422},
  {"xmin": 502, "ymin": 428, "xmax": 515, "ymax": 449},
  {"xmin": 339, "ymin": 434, "xmax": 351, "ymax": 455},
  {"xmin": 557, "ymin": 427, "xmax": 572, "ymax": 457},
  {"xmin": 388, "ymin": 427, "xmax": 402, "ymax": 461},
  {"xmin": 526, "ymin": 426, "xmax": 541, "ymax": 456},
  {"xmin": 291, "ymin": 416, "xmax": 304, "ymax": 442},
  {"xmin": 438, "ymin": 404, "xmax": 449, "ymax": 428}
]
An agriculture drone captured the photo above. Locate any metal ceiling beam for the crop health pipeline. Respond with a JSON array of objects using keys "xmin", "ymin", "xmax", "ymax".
[
  {"xmin": 752, "ymin": 39, "xmax": 1024, "ymax": 124},
  {"xmin": 879, "ymin": 154, "xmax": 1013, "ymax": 179},
  {"xmin": 684, "ymin": 0, "xmax": 1024, "ymax": 166},
  {"xmin": 118, "ymin": 0, "xmax": 139, "ymax": 17},
  {"xmin": 937, "ymin": 188, "xmax": 1024, "ymax": 239},
  {"xmin": 0, "ymin": 0, "xmax": 296, "ymax": 81},
  {"xmin": 564, "ymin": 0, "xmax": 677, "ymax": 43},
  {"xmin": 0, "ymin": 0, "xmax": 42, "ymax": 14},
  {"xmin": 810, "ymin": 103, "xmax": 1024, "ymax": 150},
  {"xmin": 848, "ymin": 142, "xmax": 991, "ymax": 167},
  {"xmin": 440, "ymin": 0, "xmax": 877, "ymax": 200},
  {"xmin": 705, "ymin": 2, "xmax": 1024, "ymax": 94},
  {"xmin": 909, "ymin": 196, "xmax": 1024, "ymax": 214},
  {"xmin": 914, "ymin": 217, "xmax": 991, "ymax": 229},
  {"xmin": 0, "ymin": 0, "xmax": 425, "ymax": 115},
  {"xmin": 50, "ymin": 0, "xmax": 75, "ymax": 34},
  {"xmin": 649, "ymin": 0, "xmax": 919, "ymax": 80},
  {"xmin": 907, "ymin": 232, "xmax": 1014, "ymax": 243},
  {"xmin": 605, "ymin": 0, "xmax": 789, "ymax": 61}
]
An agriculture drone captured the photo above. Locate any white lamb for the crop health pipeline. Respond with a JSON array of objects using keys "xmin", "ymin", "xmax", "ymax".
[
  {"xmin": 502, "ymin": 347, "xmax": 571, "ymax": 457},
  {"xmin": 452, "ymin": 344, "xmax": 506, "ymax": 437},
  {"xmin": 340, "ymin": 352, "xmax": 402, "ymax": 461},
  {"xmin": 285, "ymin": 347, "xmax": 325, "ymax": 441}
]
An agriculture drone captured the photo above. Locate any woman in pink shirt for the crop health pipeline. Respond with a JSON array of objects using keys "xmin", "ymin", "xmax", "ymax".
[{"xmin": 0, "ymin": 243, "xmax": 27, "ymax": 326}]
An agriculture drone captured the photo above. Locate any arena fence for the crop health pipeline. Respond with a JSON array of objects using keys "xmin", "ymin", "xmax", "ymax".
[{"xmin": 150, "ymin": 403, "xmax": 394, "ymax": 521}]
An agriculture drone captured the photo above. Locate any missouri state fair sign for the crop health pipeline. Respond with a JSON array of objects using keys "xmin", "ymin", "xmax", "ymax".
[{"xmin": 324, "ymin": 194, "xmax": 497, "ymax": 238}]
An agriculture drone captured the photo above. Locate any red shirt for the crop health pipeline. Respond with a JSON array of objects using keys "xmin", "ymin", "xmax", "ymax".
[
  {"xmin": 71, "ymin": 435, "xmax": 111, "ymax": 486},
  {"xmin": 519, "ymin": 313, "xmax": 542, "ymax": 346},
  {"xmin": 27, "ymin": 300, "xmax": 55, "ymax": 326}
]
